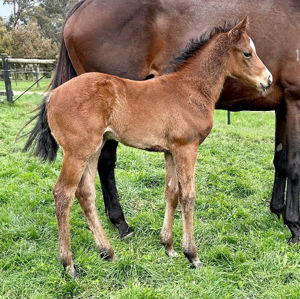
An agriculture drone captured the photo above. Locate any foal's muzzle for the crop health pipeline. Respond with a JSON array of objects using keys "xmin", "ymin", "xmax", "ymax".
[{"xmin": 260, "ymin": 74, "xmax": 273, "ymax": 92}]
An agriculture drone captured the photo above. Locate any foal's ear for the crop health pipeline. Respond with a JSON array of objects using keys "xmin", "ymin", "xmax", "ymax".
[{"xmin": 228, "ymin": 16, "xmax": 249, "ymax": 41}]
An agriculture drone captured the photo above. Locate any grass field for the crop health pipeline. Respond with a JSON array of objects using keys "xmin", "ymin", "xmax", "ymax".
[
  {"xmin": 0, "ymin": 78, "xmax": 51, "ymax": 95},
  {"xmin": 1, "ymin": 92, "xmax": 300, "ymax": 298}
]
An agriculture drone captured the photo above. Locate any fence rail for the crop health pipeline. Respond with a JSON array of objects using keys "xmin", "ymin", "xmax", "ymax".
[
  {"xmin": 6, "ymin": 58, "xmax": 56, "ymax": 64},
  {"xmin": 1, "ymin": 53, "xmax": 56, "ymax": 102}
]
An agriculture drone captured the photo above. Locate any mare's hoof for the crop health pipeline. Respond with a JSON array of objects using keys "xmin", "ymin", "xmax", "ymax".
[
  {"xmin": 288, "ymin": 236, "xmax": 300, "ymax": 244},
  {"xmin": 270, "ymin": 203, "xmax": 284, "ymax": 219},
  {"xmin": 119, "ymin": 224, "xmax": 134, "ymax": 239}
]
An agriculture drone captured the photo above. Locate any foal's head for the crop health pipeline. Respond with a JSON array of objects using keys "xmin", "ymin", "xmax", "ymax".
[{"xmin": 227, "ymin": 17, "xmax": 272, "ymax": 92}]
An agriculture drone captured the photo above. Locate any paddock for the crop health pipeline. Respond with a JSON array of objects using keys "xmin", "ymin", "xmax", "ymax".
[{"xmin": 1, "ymin": 93, "xmax": 299, "ymax": 297}]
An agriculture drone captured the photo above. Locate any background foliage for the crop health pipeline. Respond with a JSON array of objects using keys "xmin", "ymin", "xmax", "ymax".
[{"xmin": 0, "ymin": 0, "xmax": 78, "ymax": 58}]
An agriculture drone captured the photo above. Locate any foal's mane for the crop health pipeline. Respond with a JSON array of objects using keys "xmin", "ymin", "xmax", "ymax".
[{"xmin": 165, "ymin": 22, "xmax": 237, "ymax": 73}]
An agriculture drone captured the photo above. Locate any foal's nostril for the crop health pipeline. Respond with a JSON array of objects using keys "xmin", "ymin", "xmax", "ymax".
[
  {"xmin": 268, "ymin": 75, "xmax": 273, "ymax": 87},
  {"xmin": 261, "ymin": 74, "xmax": 273, "ymax": 92}
]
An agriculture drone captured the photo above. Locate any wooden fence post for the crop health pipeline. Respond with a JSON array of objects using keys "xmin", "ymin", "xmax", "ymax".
[
  {"xmin": 34, "ymin": 64, "xmax": 40, "ymax": 87},
  {"xmin": 1, "ymin": 53, "xmax": 13, "ymax": 103},
  {"xmin": 227, "ymin": 111, "xmax": 231, "ymax": 125}
]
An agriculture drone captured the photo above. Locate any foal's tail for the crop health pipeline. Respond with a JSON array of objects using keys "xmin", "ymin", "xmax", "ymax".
[
  {"xmin": 22, "ymin": 1, "xmax": 85, "ymax": 161},
  {"xmin": 23, "ymin": 95, "xmax": 58, "ymax": 162}
]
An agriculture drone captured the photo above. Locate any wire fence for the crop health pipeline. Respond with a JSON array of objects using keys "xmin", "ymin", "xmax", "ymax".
[
  {"xmin": 0, "ymin": 53, "xmax": 56, "ymax": 102},
  {"xmin": 2, "ymin": 65, "xmax": 55, "ymax": 82}
]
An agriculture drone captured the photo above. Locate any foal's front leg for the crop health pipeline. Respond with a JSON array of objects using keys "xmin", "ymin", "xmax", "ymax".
[
  {"xmin": 173, "ymin": 145, "xmax": 202, "ymax": 268},
  {"xmin": 161, "ymin": 153, "xmax": 179, "ymax": 257}
]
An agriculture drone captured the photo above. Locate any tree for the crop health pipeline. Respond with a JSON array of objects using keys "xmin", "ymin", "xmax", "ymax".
[
  {"xmin": 3, "ymin": 0, "xmax": 78, "ymax": 42},
  {"xmin": 1, "ymin": 0, "xmax": 78, "ymax": 58},
  {"xmin": 4, "ymin": 0, "xmax": 37, "ymax": 29},
  {"xmin": 32, "ymin": 0, "xmax": 78, "ymax": 43},
  {"xmin": 0, "ymin": 17, "xmax": 12, "ymax": 54},
  {"xmin": 10, "ymin": 21, "xmax": 58, "ymax": 58}
]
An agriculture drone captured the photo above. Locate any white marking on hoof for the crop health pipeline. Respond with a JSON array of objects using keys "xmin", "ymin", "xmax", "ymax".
[
  {"xmin": 192, "ymin": 258, "xmax": 203, "ymax": 268},
  {"xmin": 166, "ymin": 248, "xmax": 178, "ymax": 258},
  {"xmin": 121, "ymin": 230, "xmax": 135, "ymax": 239},
  {"xmin": 297, "ymin": 49, "xmax": 299, "ymax": 62},
  {"xmin": 66, "ymin": 265, "xmax": 78, "ymax": 278}
]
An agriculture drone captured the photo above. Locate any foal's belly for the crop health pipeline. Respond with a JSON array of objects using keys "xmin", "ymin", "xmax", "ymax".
[{"xmin": 104, "ymin": 126, "xmax": 169, "ymax": 153}]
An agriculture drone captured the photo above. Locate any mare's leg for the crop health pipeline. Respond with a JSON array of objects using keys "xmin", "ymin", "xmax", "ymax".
[
  {"xmin": 270, "ymin": 106, "xmax": 287, "ymax": 217},
  {"xmin": 76, "ymin": 151, "xmax": 115, "ymax": 260},
  {"xmin": 97, "ymin": 140, "xmax": 133, "ymax": 238},
  {"xmin": 283, "ymin": 87, "xmax": 300, "ymax": 243},
  {"xmin": 173, "ymin": 145, "xmax": 202, "ymax": 268},
  {"xmin": 161, "ymin": 153, "xmax": 179, "ymax": 257},
  {"xmin": 53, "ymin": 154, "xmax": 87, "ymax": 277}
]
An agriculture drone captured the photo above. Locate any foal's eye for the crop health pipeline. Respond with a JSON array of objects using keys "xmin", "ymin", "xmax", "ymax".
[{"xmin": 243, "ymin": 52, "xmax": 252, "ymax": 58}]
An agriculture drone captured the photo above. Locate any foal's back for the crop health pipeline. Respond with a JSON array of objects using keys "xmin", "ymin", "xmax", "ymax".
[{"xmin": 49, "ymin": 71, "xmax": 211, "ymax": 153}]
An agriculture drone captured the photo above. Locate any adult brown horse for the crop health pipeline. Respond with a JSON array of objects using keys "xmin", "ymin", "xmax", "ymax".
[
  {"xmin": 38, "ymin": 18, "xmax": 271, "ymax": 275},
  {"xmin": 25, "ymin": 0, "xmax": 300, "ymax": 242}
]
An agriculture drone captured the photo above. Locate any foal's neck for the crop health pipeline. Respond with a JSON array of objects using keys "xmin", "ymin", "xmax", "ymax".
[{"xmin": 179, "ymin": 35, "xmax": 230, "ymax": 104}]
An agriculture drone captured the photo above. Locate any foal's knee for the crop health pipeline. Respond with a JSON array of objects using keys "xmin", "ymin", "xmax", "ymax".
[
  {"xmin": 75, "ymin": 183, "xmax": 94, "ymax": 202},
  {"xmin": 179, "ymin": 195, "xmax": 196, "ymax": 210},
  {"xmin": 75, "ymin": 187, "xmax": 95, "ymax": 217},
  {"xmin": 165, "ymin": 178, "xmax": 179, "ymax": 203}
]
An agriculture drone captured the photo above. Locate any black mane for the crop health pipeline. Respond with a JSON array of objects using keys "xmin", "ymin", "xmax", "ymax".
[{"xmin": 165, "ymin": 22, "xmax": 237, "ymax": 73}]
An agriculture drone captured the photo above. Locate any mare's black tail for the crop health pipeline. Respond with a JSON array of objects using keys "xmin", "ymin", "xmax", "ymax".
[
  {"xmin": 23, "ymin": 95, "xmax": 58, "ymax": 162},
  {"xmin": 22, "ymin": 0, "xmax": 85, "ymax": 162}
]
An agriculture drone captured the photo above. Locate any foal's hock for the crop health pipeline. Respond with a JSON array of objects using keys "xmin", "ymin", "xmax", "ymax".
[{"xmin": 32, "ymin": 17, "xmax": 272, "ymax": 276}]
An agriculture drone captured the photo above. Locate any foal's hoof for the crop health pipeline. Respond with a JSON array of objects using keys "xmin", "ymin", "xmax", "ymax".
[
  {"xmin": 66, "ymin": 265, "xmax": 78, "ymax": 278},
  {"xmin": 183, "ymin": 251, "xmax": 203, "ymax": 268},
  {"xmin": 288, "ymin": 236, "xmax": 300, "ymax": 244},
  {"xmin": 99, "ymin": 249, "xmax": 116, "ymax": 261},
  {"xmin": 191, "ymin": 258, "xmax": 204, "ymax": 269},
  {"xmin": 166, "ymin": 248, "xmax": 179, "ymax": 258}
]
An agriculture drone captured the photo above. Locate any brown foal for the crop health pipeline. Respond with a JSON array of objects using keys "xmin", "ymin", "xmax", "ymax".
[{"xmin": 42, "ymin": 17, "xmax": 271, "ymax": 276}]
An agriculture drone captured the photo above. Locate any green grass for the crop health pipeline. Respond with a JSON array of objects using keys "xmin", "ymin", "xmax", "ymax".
[
  {"xmin": 1, "ymin": 94, "xmax": 300, "ymax": 298},
  {"xmin": 0, "ymin": 78, "xmax": 51, "ymax": 94}
]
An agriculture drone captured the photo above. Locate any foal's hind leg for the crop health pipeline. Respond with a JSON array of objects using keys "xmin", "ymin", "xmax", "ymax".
[
  {"xmin": 76, "ymin": 151, "xmax": 115, "ymax": 260},
  {"xmin": 161, "ymin": 153, "xmax": 179, "ymax": 257},
  {"xmin": 53, "ymin": 154, "xmax": 87, "ymax": 277}
]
